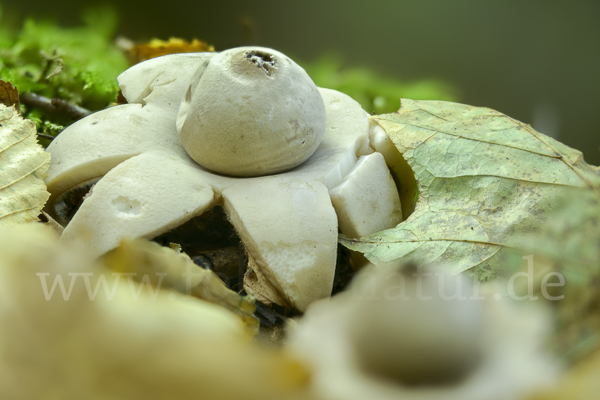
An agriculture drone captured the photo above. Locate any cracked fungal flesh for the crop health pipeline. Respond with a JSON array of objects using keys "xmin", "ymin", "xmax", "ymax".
[{"xmin": 44, "ymin": 47, "xmax": 404, "ymax": 312}]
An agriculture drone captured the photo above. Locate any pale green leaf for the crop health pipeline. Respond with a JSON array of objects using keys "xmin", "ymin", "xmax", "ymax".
[
  {"xmin": 517, "ymin": 190, "xmax": 600, "ymax": 274},
  {"xmin": 0, "ymin": 104, "xmax": 50, "ymax": 225},
  {"xmin": 341, "ymin": 99, "xmax": 600, "ymax": 280},
  {"xmin": 516, "ymin": 189, "xmax": 600, "ymax": 363}
]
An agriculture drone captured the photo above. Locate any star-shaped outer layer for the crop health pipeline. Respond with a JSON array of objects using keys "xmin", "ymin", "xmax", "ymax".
[{"xmin": 45, "ymin": 52, "xmax": 403, "ymax": 311}]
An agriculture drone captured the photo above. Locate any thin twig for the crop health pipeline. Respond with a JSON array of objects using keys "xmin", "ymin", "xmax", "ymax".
[
  {"xmin": 254, "ymin": 301, "xmax": 293, "ymax": 328},
  {"xmin": 36, "ymin": 133, "xmax": 55, "ymax": 141},
  {"xmin": 20, "ymin": 92, "xmax": 92, "ymax": 121}
]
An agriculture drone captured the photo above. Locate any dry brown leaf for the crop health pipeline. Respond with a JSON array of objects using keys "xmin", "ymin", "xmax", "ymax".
[
  {"xmin": 0, "ymin": 80, "xmax": 20, "ymax": 112},
  {"xmin": 127, "ymin": 37, "xmax": 215, "ymax": 64},
  {"xmin": 116, "ymin": 89, "xmax": 127, "ymax": 104}
]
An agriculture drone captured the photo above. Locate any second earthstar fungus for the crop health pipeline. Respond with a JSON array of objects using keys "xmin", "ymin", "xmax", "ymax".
[
  {"xmin": 286, "ymin": 263, "xmax": 560, "ymax": 400},
  {"xmin": 44, "ymin": 47, "xmax": 405, "ymax": 312}
]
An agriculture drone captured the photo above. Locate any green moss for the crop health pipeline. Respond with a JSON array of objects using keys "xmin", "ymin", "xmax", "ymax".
[
  {"xmin": 0, "ymin": 6, "xmax": 129, "ymax": 130},
  {"xmin": 301, "ymin": 54, "xmax": 457, "ymax": 114}
]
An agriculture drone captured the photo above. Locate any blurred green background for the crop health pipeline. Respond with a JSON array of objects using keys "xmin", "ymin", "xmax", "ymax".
[{"xmin": 5, "ymin": 0, "xmax": 600, "ymax": 165}]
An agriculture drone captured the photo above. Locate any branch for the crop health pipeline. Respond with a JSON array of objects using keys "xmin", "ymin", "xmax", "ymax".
[{"xmin": 20, "ymin": 92, "xmax": 92, "ymax": 121}]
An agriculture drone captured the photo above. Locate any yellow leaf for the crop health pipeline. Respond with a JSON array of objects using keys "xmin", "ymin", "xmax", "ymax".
[
  {"xmin": 0, "ymin": 223, "xmax": 310, "ymax": 400},
  {"xmin": 127, "ymin": 37, "xmax": 215, "ymax": 64},
  {"xmin": 529, "ymin": 350, "xmax": 600, "ymax": 400},
  {"xmin": 0, "ymin": 80, "xmax": 20, "ymax": 112},
  {"xmin": 104, "ymin": 238, "xmax": 259, "ymax": 334},
  {"xmin": 0, "ymin": 104, "xmax": 51, "ymax": 225}
]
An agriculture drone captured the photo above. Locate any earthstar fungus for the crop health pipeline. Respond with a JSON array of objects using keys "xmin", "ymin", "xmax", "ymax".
[
  {"xmin": 44, "ymin": 47, "xmax": 403, "ymax": 311},
  {"xmin": 287, "ymin": 264, "xmax": 560, "ymax": 400}
]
